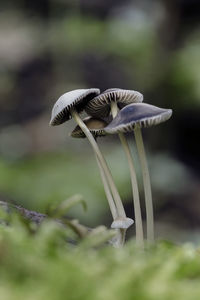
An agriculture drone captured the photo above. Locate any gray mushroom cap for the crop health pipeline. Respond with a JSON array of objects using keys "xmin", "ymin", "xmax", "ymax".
[
  {"xmin": 50, "ymin": 88, "xmax": 100, "ymax": 126},
  {"xmin": 85, "ymin": 88, "xmax": 143, "ymax": 118},
  {"xmin": 70, "ymin": 117, "xmax": 108, "ymax": 138},
  {"xmin": 105, "ymin": 103, "xmax": 172, "ymax": 134}
]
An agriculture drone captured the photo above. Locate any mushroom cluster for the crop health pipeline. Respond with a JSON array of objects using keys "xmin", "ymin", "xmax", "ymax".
[{"xmin": 50, "ymin": 88, "xmax": 172, "ymax": 247}]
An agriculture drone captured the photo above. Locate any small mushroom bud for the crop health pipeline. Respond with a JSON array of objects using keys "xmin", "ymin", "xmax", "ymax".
[{"xmin": 111, "ymin": 217, "xmax": 134, "ymax": 229}]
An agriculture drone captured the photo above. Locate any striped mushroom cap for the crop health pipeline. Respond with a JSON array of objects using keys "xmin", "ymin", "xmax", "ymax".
[
  {"xmin": 85, "ymin": 88, "xmax": 143, "ymax": 118},
  {"xmin": 50, "ymin": 88, "xmax": 100, "ymax": 126},
  {"xmin": 105, "ymin": 103, "xmax": 172, "ymax": 134},
  {"xmin": 70, "ymin": 117, "xmax": 108, "ymax": 138}
]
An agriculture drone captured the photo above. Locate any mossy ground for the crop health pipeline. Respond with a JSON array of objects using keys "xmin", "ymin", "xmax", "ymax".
[{"xmin": 0, "ymin": 210, "xmax": 200, "ymax": 300}]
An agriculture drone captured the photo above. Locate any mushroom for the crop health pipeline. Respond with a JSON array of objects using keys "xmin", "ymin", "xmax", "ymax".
[
  {"xmin": 70, "ymin": 116, "xmax": 134, "ymax": 246},
  {"xmin": 70, "ymin": 116, "xmax": 107, "ymax": 139},
  {"xmin": 84, "ymin": 88, "xmax": 144, "ymax": 246},
  {"xmin": 50, "ymin": 89, "xmax": 132, "ymax": 246},
  {"xmin": 111, "ymin": 216, "xmax": 134, "ymax": 246},
  {"xmin": 85, "ymin": 88, "xmax": 143, "ymax": 118},
  {"xmin": 50, "ymin": 89, "xmax": 100, "ymax": 125},
  {"xmin": 105, "ymin": 102, "xmax": 173, "ymax": 243}
]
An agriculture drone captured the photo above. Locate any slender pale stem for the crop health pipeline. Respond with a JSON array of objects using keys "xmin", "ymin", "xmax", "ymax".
[
  {"xmin": 118, "ymin": 134, "xmax": 144, "ymax": 246},
  {"xmin": 110, "ymin": 101, "xmax": 144, "ymax": 246},
  {"xmin": 110, "ymin": 228, "xmax": 126, "ymax": 248},
  {"xmin": 95, "ymin": 154, "xmax": 117, "ymax": 219},
  {"xmin": 134, "ymin": 127, "xmax": 154, "ymax": 243},
  {"xmin": 71, "ymin": 109, "xmax": 126, "ymax": 219},
  {"xmin": 112, "ymin": 229, "xmax": 126, "ymax": 247},
  {"xmin": 120, "ymin": 228, "xmax": 126, "ymax": 246},
  {"xmin": 95, "ymin": 154, "xmax": 123, "ymax": 248}
]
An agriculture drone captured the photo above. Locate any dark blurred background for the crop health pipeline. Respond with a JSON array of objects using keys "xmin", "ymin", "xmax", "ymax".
[{"xmin": 0, "ymin": 0, "xmax": 200, "ymax": 243}]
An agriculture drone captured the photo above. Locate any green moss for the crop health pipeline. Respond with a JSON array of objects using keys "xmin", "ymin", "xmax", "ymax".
[{"xmin": 0, "ymin": 210, "xmax": 200, "ymax": 300}]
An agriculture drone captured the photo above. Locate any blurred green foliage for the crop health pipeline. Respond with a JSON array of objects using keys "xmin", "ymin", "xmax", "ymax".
[
  {"xmin": 0, "ymin": 145, "xmax": 191, "ymax": 228},
  {"xmin": 169, "ymin": 30, "xmax": 200, "ymax": 107},
  {"xmin": 1, "ymin": 208, "xmax": 200, "ymax": 300},
  {"xmin": 0, "ymin": 148, "xmax": 134, "ymax": 225}
]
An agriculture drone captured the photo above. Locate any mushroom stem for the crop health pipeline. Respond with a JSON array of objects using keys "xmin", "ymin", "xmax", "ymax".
[
  {"xmin": 117, "ymin": 134, "xmax": 144, "ymax": 246},
  {"xmin": 95, "ymin": 154, "xmax": 124, "ymax": 247},
  {"xmin": 134, "ymin": 127, "xmax": 154, "ymax": 243},
  {"xmin": 94, "ymin": 154, "xmax": 118, "ymax": 219},
  {"xmin": 71, "ymin": 108, "xmax": 126, "ymax": 219},
  {"xmin": 110, "ymin": 101, "xmax": 144, "ymax": 247},
  {"xmin": 114, "ymin": 229, "xmax": 126, "ymax": 247},
  {"xmin": 120, "ymin": 228, "xmax": 126, "ymax": 246}
]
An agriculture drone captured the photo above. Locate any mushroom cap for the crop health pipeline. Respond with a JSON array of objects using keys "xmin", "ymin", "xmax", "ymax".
[
  {"xmin": 85, "ymin": 88, "xmax": 143, "ymax": 118},
  {"xmin": 50, "ymin": 88, "xmax": 100, "ymax": 126},
  {"xmin": 105, "ymin": 103, "xmax": 172, "ymax": 134},
  {"xmin": 111, "ymin": 217, "xmax": 134, "ymax": 229},
  {"xmin": 70, "ymin": 117, "xmax": 108, "ymax": 138}
]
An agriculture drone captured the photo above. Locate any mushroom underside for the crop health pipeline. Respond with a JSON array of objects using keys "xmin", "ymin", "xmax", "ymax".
[
  {"xmin": 50, "ymin": 92, "xmax": 99, "ymax": 126},
  {"xmin": 85, "ymin": 90, "xmax": 143, "ymax": 118}
]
